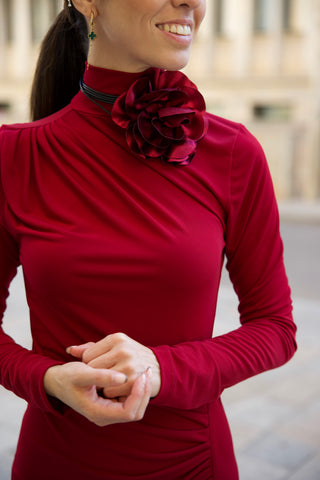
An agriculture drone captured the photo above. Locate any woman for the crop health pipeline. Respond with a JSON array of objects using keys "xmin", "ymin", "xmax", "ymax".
[{"xmin": 0, "ymin": 0, "xmax": 297, "ymax": 479}]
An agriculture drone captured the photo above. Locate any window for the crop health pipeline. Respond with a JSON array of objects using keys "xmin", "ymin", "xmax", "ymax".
[
  {"xmin": 0, "ymin": 102, "xmax": 11, "ymax": 122},
  {"xmin": 31, "ymin": 0, "xmax": 59, "ymax": 43},
  {"xmin": 214, "ymin": 0, "xmax": 224, "ymax": 35},
  {"xmin": 31, "ymin": 0, "xmax": 45, "ymax": 43},
  {"xmin": 3, "ymin": 0, "xmax": 13, "ymax": 43},
  {"xmin": 282, "ymin": 0, "xmax": 294, "ymax": 32},
  {"xmin": 0, "ymin": 102, "xmax": 10, "ymax": 113},
  {"xmin": 253, "ymin": 0, "xmax": 272, "ymax": 33},
  {"xmin": 253, "ymin": 104, "xmax": 292, "ymax": 122}
]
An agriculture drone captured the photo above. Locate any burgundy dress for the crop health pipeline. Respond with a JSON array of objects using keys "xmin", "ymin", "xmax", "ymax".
[{"xmin": 0, "ymin": 65, "xmax": 297, "ymax": 479}]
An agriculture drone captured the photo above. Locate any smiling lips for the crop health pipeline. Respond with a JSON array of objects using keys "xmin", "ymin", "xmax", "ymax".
[{"xmin": 157, "ymin": 24, "xmax": 192, "ymax": 36}]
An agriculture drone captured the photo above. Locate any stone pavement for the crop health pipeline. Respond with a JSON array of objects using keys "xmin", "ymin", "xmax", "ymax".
[
  {"xmin": 0, "ymin": 208, "xmax": 319, "ymax": 479},
  {"xmin": 216, "ymin": 288, "xmax": 320, "ymax": 480}
]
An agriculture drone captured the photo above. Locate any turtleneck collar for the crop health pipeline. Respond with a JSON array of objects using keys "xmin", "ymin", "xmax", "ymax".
[
  {"xmin": 71, "ymin": 64, "xmax": 208, "ymax": 166},
  {"xmin": 83, "ymin": 63, "xmax": 156, "ymax": 96}
]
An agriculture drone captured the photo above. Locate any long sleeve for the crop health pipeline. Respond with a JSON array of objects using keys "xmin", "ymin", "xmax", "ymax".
[
  {"xmin": 0, "ymin": 129, "xmax": 62, "ymax": 413},
  {"xmin": 1, "ymin": 67, "xmax": 297, "ymax": 479},
  {"xmin": 150, "ymin": 126, "xmax": 297, "ymax": 410}
]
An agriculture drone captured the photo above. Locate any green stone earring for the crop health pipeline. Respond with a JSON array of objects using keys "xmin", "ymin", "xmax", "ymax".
[
  {"xmin": 88, "ymin": 11, "xmax": 97, "ymax": 41},
  {"xmin": 87, "ymin": 11, "xmax": 97, "ymax": 70}
]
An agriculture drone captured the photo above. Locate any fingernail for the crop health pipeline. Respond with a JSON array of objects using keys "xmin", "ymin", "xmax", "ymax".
[{"xmin": 66, "ymin": 346, "xmax": 74, "ymax": 354}]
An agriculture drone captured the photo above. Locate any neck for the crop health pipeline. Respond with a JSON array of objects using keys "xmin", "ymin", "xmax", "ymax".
[
  {"xmin": 79, "ymin": 79, "xmax": 118, "ymax": 116},
  {"xmin": 83, "ymin": 63, "xmax": 153, "ymax": 96},
  {"xmin": 87, "ymin": 46, "xmax": 152, "ymax": 75}
]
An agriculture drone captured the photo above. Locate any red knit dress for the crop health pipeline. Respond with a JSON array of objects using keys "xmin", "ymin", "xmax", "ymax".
[{"xmin": 0, "ymin": 65, "xmax": 297, "ymax": 479}]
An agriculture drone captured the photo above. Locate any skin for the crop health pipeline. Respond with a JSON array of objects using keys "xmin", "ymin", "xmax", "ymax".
[
  {"xmin": 45, "ymin": 362, "xmax": 153, "ymax": 427},
  {"xmin": 44, "ymin": 0, "xmax": 206, "ymax": 427},
  {"xmin": 73, "ymin": 0, "xmax": 206, "ymax": 72}
]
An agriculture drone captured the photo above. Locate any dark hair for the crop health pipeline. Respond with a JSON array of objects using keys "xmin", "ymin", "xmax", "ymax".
[{"xmin": 30, "ymin": 2, "xmax": 88, "ymax": 121}]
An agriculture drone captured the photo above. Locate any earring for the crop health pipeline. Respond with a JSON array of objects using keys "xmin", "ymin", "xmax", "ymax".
[
  {"xmin": 67, "ymin": 0, "xmax": 72, "ymax": 6},
  {"xmin": 88, "ymin": 11, "xmax": 97, "ymax": 41},
  {"xmin": 87, "ymin": 11, "xmax": 97, "ymax": 70}
]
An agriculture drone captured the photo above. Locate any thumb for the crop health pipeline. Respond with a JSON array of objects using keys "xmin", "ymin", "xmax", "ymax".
[{"xmin": 66, "ymin": 342, "xmax": 95, "ymax": 359}]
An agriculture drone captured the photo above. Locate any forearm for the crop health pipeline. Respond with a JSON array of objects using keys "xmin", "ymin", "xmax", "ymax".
[
  {"xmin": 0, "ymin": 331, "xmax": 63, "ymax": 412},
  {"xmin": 150, "ymin": 313, "xmax": 297, "ymax": 410}
]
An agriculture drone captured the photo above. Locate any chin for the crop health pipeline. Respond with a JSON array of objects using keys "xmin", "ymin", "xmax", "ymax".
[
  {"xmin": 165, "ymin": 61, "xmax": 189, "ymax": 71},
  {"xmin": 148, "ymin": 52, "xmax": 191, "ymax": 72}
]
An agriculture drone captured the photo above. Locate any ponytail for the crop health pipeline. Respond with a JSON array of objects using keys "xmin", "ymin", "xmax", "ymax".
[{"xmin": 30, "ymin": 2, "xmax": 88, "ymax": 121}]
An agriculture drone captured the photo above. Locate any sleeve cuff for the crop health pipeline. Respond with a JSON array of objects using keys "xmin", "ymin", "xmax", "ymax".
[
  {"xmin": 31, "ymin": 358, "xmax": 66, "ymax": 416},
  {"xmin": 149, "ymin": 345, "xmax": 173, "ymax": 407}
]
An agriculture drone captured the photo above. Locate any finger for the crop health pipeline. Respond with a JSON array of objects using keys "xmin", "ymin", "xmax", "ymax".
[
  {"xmin": 82, "ymin": 336, "xmax": 114, "ymax": 364},
  {"xmin": 66, "ymin": 342, "xmax": 95, "ymax": 359},
  {"xmin": 118, "ymin": 396, "xmax": 127, "ymax": 403},
  {"xmin": 75, "ymin": 366, "xmax": 128, "ymax": 389},
  {"xmin": 87, "ymin": 351, "xmax": 116, "ymax": 370},
  {"xmin": 79, "ymin": 393, "xmax": 125, "ymax": 427},
  {"xmin": 122, "ymin": 372, "xmax": 150, "ymax": 421},
  {"xmin": 77, "ymin": 372, "xmax": 147, "ymax": 427},
  {"xmin": 102, "ymin": 382, "xmax": 132, "ymax": 399},
  {"xmin": 101, "ymin": 363, "xmax": 139, "ymax": 398}
]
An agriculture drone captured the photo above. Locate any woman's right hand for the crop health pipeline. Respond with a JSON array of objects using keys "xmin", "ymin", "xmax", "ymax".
[{"xmin": 43, "ymin": 362, "xmax": 152, "ymax": 426}]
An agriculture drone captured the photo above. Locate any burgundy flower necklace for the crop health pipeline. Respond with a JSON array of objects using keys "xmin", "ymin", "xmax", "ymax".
[{"xmin": 80, "ymin": 68, "xmax": 208, "ymax": 166}]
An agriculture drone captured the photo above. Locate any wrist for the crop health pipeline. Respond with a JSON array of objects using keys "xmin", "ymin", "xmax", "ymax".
[
  {"xmin": 149, "ymin": 351, "xmax": 161, "ymax": 398},
  {"xmin": 43, "ymin": 364, "xmax": 62, "ymax": 398}
]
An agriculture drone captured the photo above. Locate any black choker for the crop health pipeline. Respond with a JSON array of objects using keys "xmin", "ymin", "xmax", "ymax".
[{"xmin": 79, "ymin": 79, "xmax": 119, "ymax": 116}]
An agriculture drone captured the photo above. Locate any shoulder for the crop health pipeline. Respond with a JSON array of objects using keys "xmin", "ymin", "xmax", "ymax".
[
  {"xmin": 205, "ymin": 112, "xmax": 263, "ymax": 153},
  {"xmin": 205, "ymin": 115, "xmax": 273, "ymax": 206},
  {"xmin": 193, "ymin": 112, "xmax": 270, "ymax": 209},
  {"xmin": 1, "ymin": 104, "xmax": 73, "ymax": 136},
  {"xmin": 0, "ymin": 104, "xmax": 75, "ymax": 163},
  {"xmin": 0, "ymin": 105, "xmax": 74, "ymax": 190},
  {"xmin": 203, "ymin": 112, "xmax": 267, "ymax": 172}
]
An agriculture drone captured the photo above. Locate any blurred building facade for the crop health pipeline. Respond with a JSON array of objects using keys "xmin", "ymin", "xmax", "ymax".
[
  {"xmin": 0, "ymin": 0, "xmax": 61, "ymax": 119},
  {"xmin": 0, "ymin": 0, "xmax": 319, "ymax": 199},
  {"xmin": 186, "ymin": 0, "xmax": 320, "ymax": 200}
]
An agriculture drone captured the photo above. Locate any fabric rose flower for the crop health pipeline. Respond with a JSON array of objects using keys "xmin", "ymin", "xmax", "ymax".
[{"xmin": 111, "ymin": 69, "xmax": 208, "ymax": 165}]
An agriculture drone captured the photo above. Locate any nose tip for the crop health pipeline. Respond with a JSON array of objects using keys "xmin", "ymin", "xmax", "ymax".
[{"xmin": 172, "ymin": 0, "xmax": 203, "ymax": 8}]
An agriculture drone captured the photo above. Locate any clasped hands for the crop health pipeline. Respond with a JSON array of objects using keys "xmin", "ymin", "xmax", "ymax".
[{"xmin": 44, "ymin": 333, "xmax": 161, "ymax": 427}]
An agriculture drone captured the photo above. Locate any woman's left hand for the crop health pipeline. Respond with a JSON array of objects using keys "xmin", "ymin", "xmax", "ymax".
[{"xmin": 67, "ymin": 333, "xmax": 161, "ymax": 400}]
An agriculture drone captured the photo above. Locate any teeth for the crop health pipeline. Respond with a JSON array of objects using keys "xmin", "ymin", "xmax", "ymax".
[{"xmin": 159, "ymin": 24, "xmax": 191, "ymax": 36}]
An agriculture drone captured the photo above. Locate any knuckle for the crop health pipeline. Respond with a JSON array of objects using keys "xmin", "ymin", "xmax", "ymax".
[
  {"xmin": 82, "ymin": 350, "xmax": 91, "ymax": 364},
  {"xmin": 113, "ymin": 332, "xmax": 127, "ymax": 343},
  {"xmin": 116, "ymin": 346, "xmax": 130, "ymax": 358}
]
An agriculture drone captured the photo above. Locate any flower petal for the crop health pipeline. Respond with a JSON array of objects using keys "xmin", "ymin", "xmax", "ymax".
[
  {"xmin": 168, "ymin": 138, "xmax": 196, "ymax": 159},
  {"xmin": 111, "ymin": 68, "xmax": 207, "ymax": 165}
]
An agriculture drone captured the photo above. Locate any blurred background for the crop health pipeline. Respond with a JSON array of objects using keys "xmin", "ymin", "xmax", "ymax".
[
  {"xmin": 1, "ymin": 0, "xmax": 320, "ymax": 201},
  {"xmin": 0, "ymin": 0, "xmax": 319, "ymax": 479},
  {"xmin": 188, "ymin": 0, "xmax": 320, "ymax": 202}
]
